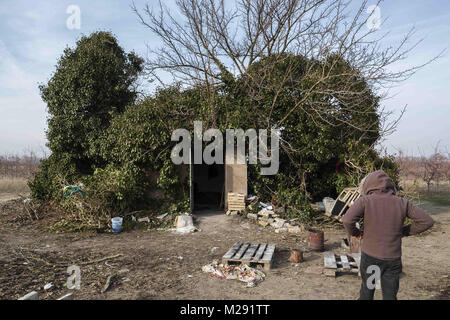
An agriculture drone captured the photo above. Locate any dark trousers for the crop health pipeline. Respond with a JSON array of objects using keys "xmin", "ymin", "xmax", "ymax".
[{"xmin": 359, "ymin": 251, "xmax": 402, "ymax": 300}]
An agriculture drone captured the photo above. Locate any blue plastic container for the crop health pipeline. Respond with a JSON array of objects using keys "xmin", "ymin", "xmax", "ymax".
[{"xmin": 111, "ymin": 217, "xmax": 123, "ymax": 233}]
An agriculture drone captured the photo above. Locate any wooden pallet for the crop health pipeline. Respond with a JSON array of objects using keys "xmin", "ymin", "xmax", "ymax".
[
  {"xmin": 323, "ymin": 252, "xmax": 361, "ymax": 277},
  {"xmin": 325, "ymin": 187, "xmax": 361, "ymax": 219},
  {"xmin": 222, "ymin": 242, "xmax": 276, "ymax": 270},
  {"xmin": 227, "ymin": 192, "xmax": 246, "ymax": 211}
]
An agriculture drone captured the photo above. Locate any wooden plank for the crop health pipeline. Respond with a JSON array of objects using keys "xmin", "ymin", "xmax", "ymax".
[
  {"xmin": 232, "ymin": 243, "xmax": 250, "ymax": 260},
  {"xmin": 228, "ymin": 207, "xmax": 245, "ymax": 211},
  {"xmin": 242, "ymin": 243, "xmax": 259, "ymax": 262},
  {"xmin": 324, "ymin": 252, "xmax": 337, "ymax": 269},
  {"xmin": 260, "ymin": 243, "xmax": 276, "ymax": 262},
  {"xmin": 228, "ymin": 193, "xmax": 245, "ymax": 200},
  {"xmin": 335, "ymin": 268, "xmax": 359, "ymax": 273},
  {"xmin": 223, "ymin": 242, "xmax": 242, "ymax": 259},
  {"xmin": 252, "ymin": 243, "xmax": 267, "ymax": 261},
  {"xmin": 229, "ymin": 207, "xmax": 245, "ymax": 210},
  {"xmin": 351, "ymin": 253, "xmax": 361, "ymax": 267},
  {"xmin": 351, "ymin": 252, "xmax": 361, "ymax": 277},
  {"xmin": 340, "ymin": 254, "xmax": 350, "ymax": 270}
]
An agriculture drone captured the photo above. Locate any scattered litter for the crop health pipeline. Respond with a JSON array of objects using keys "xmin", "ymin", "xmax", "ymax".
[
  {"xmin": 322, "ymin": 197, "xmax": 335, "ymax": 213},
  {"xmin": 63, "ymin": 185, "xmax": 86, "ymax": 199},
  {"xmin": 258, "ymin": 219, "xmax": 269, "ymax": 227},
  {"xmin": 287, "ymin": 225, "xmax": 303, "ymax": 234},
  {"xmin": 131, "ymin": 215, "xmax": 136, "ymax": 222},
  {"xmin": 138, "ymin": 217, "xmax": 150, "ymax": 223},
  {"xmin": 173, "ymin": 214, "xmax": 198, "ymax": 233},
  {"xmin": 57, "ymin": 293, "xmax": 73, "ymax": 300},
  {"xmin": 101, "ymin": 274, "xmax": 117, "ymax": 293},
  {"xmin": 258, "ymin": 208, "xmax": 276, "ymax": 217},
  {"xmin": 178, "ymin": 256, "xmax": 184, "ymax": 260},
  {"xmin": 43, "ymin": 283, "xmax": 53, "ymax": 290},
  {"xmin": 258, "ymin": 202, "xmax": 273, "ymax": 210},
  {"xmin": 272, "ymin": 218, "xmax": 287, "ymax": 229},
  {"xmin": 174, "ymin": 215, "xmax": 194, "ymax": 228},
  {"xmin": 210, "ymin": 247, "xmax": 219, "ymax": 253},
  {"xmin": 18, "ymin": 291, "xmax": 38, "ymax": 300},
  {"xmin": 288, "ymin": 250, "xmax": 303, "ymax": 263},
  {"xmin": 174, "ymin": 225, "xmax": 198, "ymax": 233},
  {"xmin": 23, "ymin": 198, "xmax": 31, "ymax": 204},
  {"xmin": 157, "ymin": 213, "xmax": 169, "ymax": 220},
  {"xmin": 226, "ymin": 210, "xmax": 241, "ymax": 216},
  {"xmin": 202, "ymin": 260, "xmax": 265, "ymax": 287},
  {"xmin": 247, "ymin": 213, "xmax": 258, "ymax": 220},
  {"xmin": 246, "ymin": 195, "xmax": 257, "ymax": 202},
  {"xmin": 187, "ymin": 274, "xmax": 193, "ymax": 278}
]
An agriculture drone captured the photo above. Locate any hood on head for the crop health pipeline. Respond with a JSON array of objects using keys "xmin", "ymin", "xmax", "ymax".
[{"xmin": 360, "ymin": 170, "xmax": 396, "ymax": 196}]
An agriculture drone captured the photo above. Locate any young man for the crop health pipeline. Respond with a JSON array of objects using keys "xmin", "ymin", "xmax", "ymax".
[{"xmin": 342, "ymin": 170, "xmax": 434, "ymax": 300}]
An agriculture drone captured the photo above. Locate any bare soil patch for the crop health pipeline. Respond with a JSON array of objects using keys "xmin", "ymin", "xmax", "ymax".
[{"xmin": 0, "ymin": 197, "xmax": 449, "ymax": 300}]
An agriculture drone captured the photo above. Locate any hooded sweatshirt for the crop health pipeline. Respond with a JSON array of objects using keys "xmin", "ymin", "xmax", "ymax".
[{"xmin": 342, "ymin": 170, "xmax": 434, "ymax": 259}]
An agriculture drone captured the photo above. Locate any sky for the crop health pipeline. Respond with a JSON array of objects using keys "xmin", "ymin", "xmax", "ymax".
[{"xmin": 0, "ymin": 0, "xmax": 449, "ymax": 157}]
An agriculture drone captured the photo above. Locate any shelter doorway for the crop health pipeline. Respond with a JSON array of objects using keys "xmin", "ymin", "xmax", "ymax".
[{"xmin": 192, "ymin": 162, "xmax": 225, "ymax": 211}]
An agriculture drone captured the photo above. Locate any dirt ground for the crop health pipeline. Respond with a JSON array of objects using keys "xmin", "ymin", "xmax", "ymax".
[{"xmin": 0, "ymin": 192, "xmax": 449, "ymax": 300}]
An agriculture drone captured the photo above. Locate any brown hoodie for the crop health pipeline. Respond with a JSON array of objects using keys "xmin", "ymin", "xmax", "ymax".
[{"xmin": 342, "ymin": 170, "xmax": 434, "ymax": 259}]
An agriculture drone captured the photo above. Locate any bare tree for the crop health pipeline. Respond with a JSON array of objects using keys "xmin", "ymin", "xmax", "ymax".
[
  {"xmin": 133, "ymin": 0, "xmax": 441, "ymax": 137},
  {"xmin": 445, "ymin": 150, "xmax": 450, "ymax": 184},
  {"xmin": 420, "ymin": 143, "xmax": 447, "ymax": 193}
]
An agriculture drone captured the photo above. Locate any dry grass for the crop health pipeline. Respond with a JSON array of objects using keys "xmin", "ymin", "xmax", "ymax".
[{"xmin": 0, "ymin": 177, "xmax": 30, "ymax": 194}]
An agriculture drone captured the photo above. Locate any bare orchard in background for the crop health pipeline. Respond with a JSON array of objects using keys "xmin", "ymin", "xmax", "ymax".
[{"xmin": 0, "ymin": 151, "xmax": 41, "ymax": 194}]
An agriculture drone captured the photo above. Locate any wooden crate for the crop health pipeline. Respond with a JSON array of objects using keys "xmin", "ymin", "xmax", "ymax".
[
  {"xmin": 323, "ymin": 252, "xmax": 361, "ymax": 277},
  {"xmin": 227, "ymin": 192, "xmax": 246, "ymax": 211},
  {"xmin": 222, "ymin": 242, "xmax": 276, "ymax": 270}
]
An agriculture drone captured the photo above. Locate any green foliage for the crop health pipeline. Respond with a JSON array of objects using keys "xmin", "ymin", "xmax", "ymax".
[
  {"xmin": 30, "ymin": 31, "xmax": 399, "ymax": 228},
  {"xmin": 28, "ymin": 153, "xmax": 78, "ymax": 201},
  {"xmin": 39, "ymin": 31, "xmax": 143, "ymax": 175},
  {"xmin": 29, "ymin": 31, "xmax": 146, "ymax": 229}
]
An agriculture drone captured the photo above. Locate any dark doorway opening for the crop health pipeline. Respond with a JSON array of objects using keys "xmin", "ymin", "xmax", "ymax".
[{"xmin": 193, "ymin": 162, "xmax": 225, "ymax": 211}]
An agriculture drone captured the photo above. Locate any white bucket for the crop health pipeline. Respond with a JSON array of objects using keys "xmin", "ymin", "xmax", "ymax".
[{"xmin": 111, "ymin": 217, "xmax": 123, "ymax": 233}]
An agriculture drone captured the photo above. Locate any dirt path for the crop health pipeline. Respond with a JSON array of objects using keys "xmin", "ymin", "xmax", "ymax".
[{"xmin": 0, "ymin": 194, "xmax": 449, "ymax": 300}]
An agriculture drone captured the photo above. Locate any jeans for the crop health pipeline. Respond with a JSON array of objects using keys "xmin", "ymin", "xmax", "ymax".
[{"xmin": 359, "ymin": 251, "xmax": 402, "ymax": 300}]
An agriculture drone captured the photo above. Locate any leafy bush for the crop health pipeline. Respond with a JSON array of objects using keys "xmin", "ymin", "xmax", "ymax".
[{"xmin": 30, "ymin": 31, "xmax": 400, "ymax": 228}]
